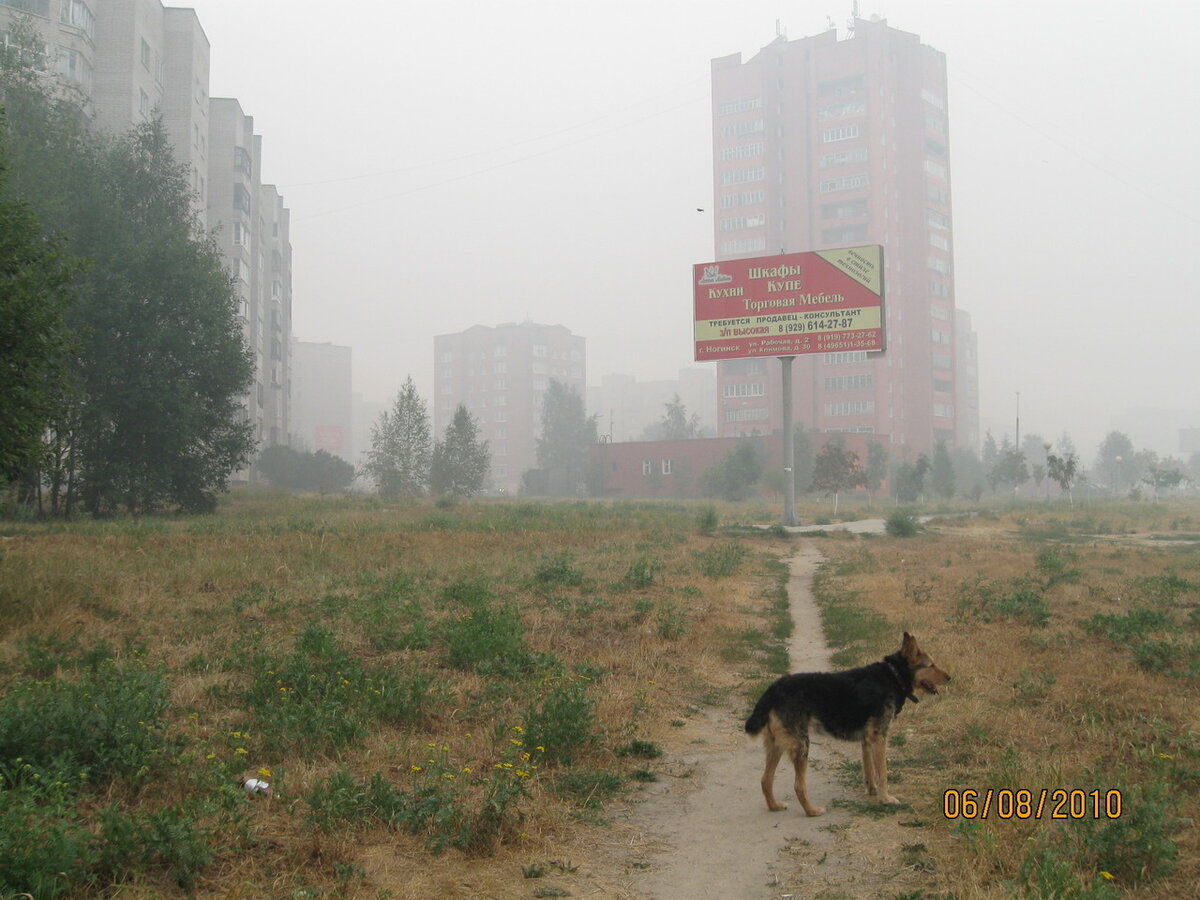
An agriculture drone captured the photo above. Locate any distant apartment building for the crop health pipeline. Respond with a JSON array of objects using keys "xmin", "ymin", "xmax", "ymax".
[
  {"xmin": 291, "ymin": 341, "xmax": 353, "ymax": 464},
  {"xmin": 434, "ymin": 322, "xmax": 586, "ymax": 494},
  {"xmin": 1, "ymin": 0, "xmax": 292, "ymax": 469},
  {"xmin": 587, "ymin": 368, "xmax": 717, "ymax": 443},
  {"xmin": 710, "ymin": 17, "xmax": 976, "ymax": 452}
]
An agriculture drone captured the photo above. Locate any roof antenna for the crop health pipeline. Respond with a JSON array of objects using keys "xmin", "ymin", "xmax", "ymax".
[{"xmin": 848, "ymin": 1, "xmax": 859, "ymax": 37}]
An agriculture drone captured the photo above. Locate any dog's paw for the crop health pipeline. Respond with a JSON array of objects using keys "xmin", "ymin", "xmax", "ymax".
[
  {"xmin": 883, "ymin": 794, "xmax": 900, "ymax": 805},
  {"xmin": 804, "ymin": 805, "xmax": 826, "ymax": 817},
  {"xmin": 767, "ymin": 802, "xmax": 788, "ymax": 812}
]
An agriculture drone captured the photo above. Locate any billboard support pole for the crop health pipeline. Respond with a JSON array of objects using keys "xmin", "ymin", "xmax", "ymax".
[{"xmin": 780, "ymin": 355, "xmax": 799, "ymax": 526}]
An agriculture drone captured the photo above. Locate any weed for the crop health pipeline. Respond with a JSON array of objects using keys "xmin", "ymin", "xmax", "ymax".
[
  {"xmin": 697, "ymin": 541, "xmax": 747, "ymax": 578},
  {"xmin": 552, "ymin": 770, "xmax": 623, "ymax": 809},
  {"xmin": 442, "ymin": 582, "xmax": 533, "ymax": 677},
  {"xmin": 696, "ymin": 505, "xmax": 718, "ymax": 534},
  {"xmin": 623, "ymin": 557, "xmax": 659, "ymax": 589},
  {"xmin": 655, "ymin": 602, "xmax": 687, "ymax": 640},
  {"xmin": 534, "ymin": 552, "xmax": 584, "ymax": 588},
  {"xmin": 522, "ymin": 678, "xmax": 595, "ymax": 767},
  {"xmin": 615, "ymin": 740, "xmax": 662, "ymax": 759}
]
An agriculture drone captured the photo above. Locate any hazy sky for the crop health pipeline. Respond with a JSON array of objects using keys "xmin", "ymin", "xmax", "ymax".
[{"xmin": 182, "ymin": 0, "xmax": 1198, "ymax": 459}]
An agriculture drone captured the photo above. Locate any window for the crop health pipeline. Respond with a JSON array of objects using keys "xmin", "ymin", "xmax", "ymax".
[
  {"xmin": 819, "ymin": 148, "xmax": 869, "ymax": 169},
  {"xmin": 661, "ymin": 459, "xmax": 672, "ymax": 475},
  {"xmin": 818, "ymin": 100, "xmax": 865, "ymax": 119},
  {"xmin": 723, "ymin": 382, "xmax": 765, "ymax": 398},
  {"xmin": 725, "ymin": 407, "xmax": 769, "ymax": 423},
  {"xmin": 822, "ymin": 125, "xmax": 861, "ymax": 143},
  {"xmin": 234, "ymin": 146, "xmax": 252, "ymax": 175},
  {"xmin": 933, "ymin": 403, "xmax": 954, "ymax": 418},
  {"xmin": 232, "ymin": 222, "xmax": 245, "ymax": 246},
  {"xmin": 721, "ymin": 237, "xmax": 767, "ymax": 254},
  {"xmin": 719, "ymin": 142, "xmax": 763, "ymax": 161},
  {"xmin": 138, "ymin": 88, "xmax": 150, "ymax": 117},
  {"xmin": 931, "ymin": 353, "xmax": 952, "ymax": 369},
  {"xmin": 720, "ymin": 166, "xmax": 765, "ymax": 186},
  {"xmin": 494, "ymin": 361, "xmax": 506, "ymax": 374},
  {"xmin": 233, "ymin": 184, "xmax": 252, "ymax": 212},
  {"xmin": 59, "ymin": 0, "xmax": 96, "ymax": 39},
  {"xmin": 924, "ymin": 159, "xmax": 947, "ymax": 179},
  {"xmin": 720, "ymin": 190, "xmax": 766, "ymax": 209},
  {"xmin": 140, "ymin": 37, "xmax": 151, "ymax": 70},
  {"xmin": 824, "ymin": 401, "xmax": 875, "ymax": 416},
  {"xmin": 720, "ymin": 119, "xmax": 764, "ymax": 138},
  {"xmin": 927, "ymin": 256, "xmax": 949, "ymax": 274},
  {"xmin": 824, "ymin": 351, "xmax": 868, "ymax": 365},
  {"xmin": 642, "ymin": 460, "xmax": 652, "ymax": 476},
  {"xmin": 721, "ymin": 215, "xmax": 766, "ymax": 232},
  {"xmin": 825, "ymin": 374, "xmax": 873, "ymax": 391},
  {"xmin": 820, "ymin": 174, "xmax": 869, "ymax": 193},
  {"xmin": 55, "ymin": 47, "xmax": 92, "ymax": 91},
  {"xmin": 822, "ymin": 198, "xmax": 869, "ymax": 219},
  {"xmin": 718, "ymin": 97, "xmax": 762, "ymax": 116},
  {"xmin": 929, "ymin": 233, "xmax": 949, "ymax": 250},
  {"xmin": 930, "ymin": 305, "xmax": 952, "ymax": 321},
  {"xmin": 931, "ymin": 329, "xmax": 952, "ymax": 345},
  {"xmin": 818, "ymin": 75, "xmax": 864, "ymax": 97}
]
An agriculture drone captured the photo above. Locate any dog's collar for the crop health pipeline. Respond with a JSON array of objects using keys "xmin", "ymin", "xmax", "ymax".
[{"xmin": 886, "ymin": 659, "xmax": 920, "ymax": 704}]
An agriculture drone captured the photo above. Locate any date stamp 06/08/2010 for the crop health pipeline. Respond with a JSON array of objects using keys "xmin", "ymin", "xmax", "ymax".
[{"xmin": 942, "ymin": 788, "xmax": 1124, "ymax": 821}]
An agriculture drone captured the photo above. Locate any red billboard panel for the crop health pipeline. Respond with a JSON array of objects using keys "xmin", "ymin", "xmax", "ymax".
[{"xmin": 693, "ymin": 245, "xmax": 885, "ymax": 361}]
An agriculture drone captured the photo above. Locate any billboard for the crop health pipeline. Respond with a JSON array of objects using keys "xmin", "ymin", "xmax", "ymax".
[{"xmin": 693, "ymin": 245, "xmax": 885, "ymax": 361}]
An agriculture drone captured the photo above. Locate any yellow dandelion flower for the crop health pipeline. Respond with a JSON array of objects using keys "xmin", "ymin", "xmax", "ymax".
[
  {"xmin": 512, "ymin": 726, "xmax": 524, "ymax": 733},
  {"xmin": 536, "ymin": 746, "xmax": 546, "ymax": 753},
  {"xmin": 1100, "ymin": 872, "xmax": 1114, "ymax": 881},
  {"xmin": 510, "ymin": 739, "xmax": 524, "ymax": 746},
  {"xmin": 1159, "ymin": 753, "xmax": 1174, "ymax": 760},
  {"xmin": 461, "ymin": 766, "xmax": 472, "ymax": 774},
  {"xmin": 235, "ymin": 747, "xmax": 247, "ymax": 755},
  {"xmin": 411, "ymin": 765, "xmax": 422, "ymax": 773},
  {"xmin": 205, "ymin": 753, "xmax": 216, "ymax": 760},
  {"xmin": 258, "ymin": 767, "xmax": 272, "ymax": 778}
]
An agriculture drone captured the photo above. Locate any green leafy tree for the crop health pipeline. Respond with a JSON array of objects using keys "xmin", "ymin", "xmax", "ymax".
[
  {"xmin": 1095, "ymin": 431, "xmax": 1136, "ymax": 494},
  {"xmin": 258, "ymin": 446, "xmax": 354, "ymax": 493},
  {"xmin": 702, "ymin": 440, "xmax": 763, "ymax": 501},
  {"xmin": 930, "ymin": 441, "xmax": 956, "ymax": 500},
  {"xmin": 810, "ymin": 435, "xmax": 864, "ymax": 515},
  {"xmin": 1046, "ymin": 450, "xmax": 1079, "ymax": 505},
  {"xmin": 366, "ymin": 376, "xmax": 431, "ymax": 499},
  {"xmin": 431, "ymin": 404, "xmax": 490, "ymax": 497},
  {"xmin": 865, "ymin": 440, "xmax": 889, "ymax": 507},
  {"xmin": 534, "ymin": 380, "xmax": 598, "ymax": 496},
  {"xmin": 2, "ymin": 41, "xmax": 255, "ymax": 514},
  {"xmin": 991, "ymin": 445, "xmax": 1030, "ymax": 495},
  {"xmin": 660, "ymin": 394, "xmax": 700, "ymax": 441},
  {"xmin": 893, "ymin": 454, "xmax": 930, "ymax": 503},
  {"xmin": 0, "ymin": 135, "xmax": 74, "ymax": 488}
]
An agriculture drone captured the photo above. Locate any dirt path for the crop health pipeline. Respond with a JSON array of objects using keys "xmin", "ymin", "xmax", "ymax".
[{"xmin": 611, "ymin": 542, "xmax": 857, "ymax": 899}]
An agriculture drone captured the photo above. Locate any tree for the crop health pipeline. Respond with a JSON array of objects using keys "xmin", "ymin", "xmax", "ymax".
[
  {"xmin": 431, "ymin": 404, "xmax": 490, "ymax": 497},
  {"xmin": 1047, "ymin": 451, "xmax": 1079, "ymax": 505},
  {"xmin": 930, "ymin": 441, "xmax": 956, "ymax": 500},
  {"xmin": 366, "ymin": 377, "xmax": 431, "ymax": 499},
  {"xmin": 702, "ymin": 440, "xmax": 763, "ymax": 501},
  {"xmin": 258, "ymin": 446, "xmax": 354, "ymax": 494},
  {"xmin": 1095, "ymin": 431, "xmax": 1136, "ymax": 494},
  {"xmin": 810, "ymin": 436, "xmax": 865, "ymax": 515},
  {"xmin": 893, "ymin": 454, "xmax": 930, "ymax": 504},
  {"xmin": 535, "ymin": 380, "xmax": 598, "ymax": 496},
  {"xmin": 991, "ymin": 446, "xmax": 1030, "ymax": 495},
  {"xmin": 865, "ymin": 440, "xmax": 889, "ymax": 507},
  {"xmin": 660, "ymin": 394, "xmax": 700, "ymax": 441},
  {"xmin": 0, "ymin": 136, "xmax": 74, "ymax": 488},
  {"xmin": 1140, "ymin": 459, "xmax": 1184, "ymax": 501}
]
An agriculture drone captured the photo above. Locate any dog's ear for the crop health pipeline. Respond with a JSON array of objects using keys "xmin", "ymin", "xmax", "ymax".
[{"xmin": 901, "ymin": 631, "xmax": 919, "ymax": 662}]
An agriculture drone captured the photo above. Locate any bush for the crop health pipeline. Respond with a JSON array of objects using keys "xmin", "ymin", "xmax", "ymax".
[
  {"xmin": 885, "ymin": 509, "xmax": 921, "ymax": 537},
  {"xmin": 522, "ymin": 678, "xmax": 595, "ymax": 767}
]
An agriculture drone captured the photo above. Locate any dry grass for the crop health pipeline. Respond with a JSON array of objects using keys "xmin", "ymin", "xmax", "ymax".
[
  {"xmin": 0, "ymin": 491, "xmax": 789, "ymax": 898},
  {"xmin": 807, "ymin": 502, "xmax": 1200, "ymax": 899}
]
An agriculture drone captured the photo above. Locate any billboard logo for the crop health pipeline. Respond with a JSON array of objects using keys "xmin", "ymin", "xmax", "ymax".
[{"xmin": 697, "ymin": 264, "xmax": 732, "ymax": 285}]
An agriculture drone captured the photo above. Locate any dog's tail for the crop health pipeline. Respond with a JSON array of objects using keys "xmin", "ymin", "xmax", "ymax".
[{"xmin": 744, "ymin": 682, "xmax": 778, "ymax": 736}]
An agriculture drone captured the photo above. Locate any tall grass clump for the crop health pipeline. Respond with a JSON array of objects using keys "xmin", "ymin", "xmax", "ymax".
[
  {"xmin": 442, "ymin": 579, "xmax": 534, "ymax": 676},
  {"xmin": 238, "ymin": 623, "xmax": 435, "ymax": 755},
  {"xmin": 521, "ymin": 678, "xmax": 596, "ymax": 767}
]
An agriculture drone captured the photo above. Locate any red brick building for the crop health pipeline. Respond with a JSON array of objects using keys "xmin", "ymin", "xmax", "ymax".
[{"xmin": 711, "ymin": 18, "xmax": 972, "ymax": 453}]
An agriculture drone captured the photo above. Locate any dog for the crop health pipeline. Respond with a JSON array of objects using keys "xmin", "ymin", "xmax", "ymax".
[{"xmin": 744, "ymin": 632, "xmax": 949, "ymax": 815}]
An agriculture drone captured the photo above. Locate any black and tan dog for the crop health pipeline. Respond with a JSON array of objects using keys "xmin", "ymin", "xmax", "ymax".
[{"xmin": 744, "ymin": 632, "xmax": 950, "ymax": 815}]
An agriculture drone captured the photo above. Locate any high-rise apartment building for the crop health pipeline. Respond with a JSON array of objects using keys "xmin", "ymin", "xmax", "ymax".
[
  {"xmin": 711, "ymin": 18, "xmax": 975, "ymax": 452},
  {"xmin": 0, "ymin": 0, "xmax": 292, "ymax": 468},
  {"xmin": 434, "ymin": 323, "xmax": 586, "ymax": 494}
]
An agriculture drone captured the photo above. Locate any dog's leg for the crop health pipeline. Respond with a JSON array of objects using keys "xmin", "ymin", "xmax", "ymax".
[
  {"xmin": 861, "ymin": 737, "xmax": 877, "ymax": 796},
  {"xmin": 789, "ymin": 733, "xmax": 825, "ymax": 817},
  {"xmin": 869, "ymin": 729, "xmax": 899, "ymax": 804},
  {"xmin": 760, "ymin": 726, "xmax": 788, "ymax": 812}
]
